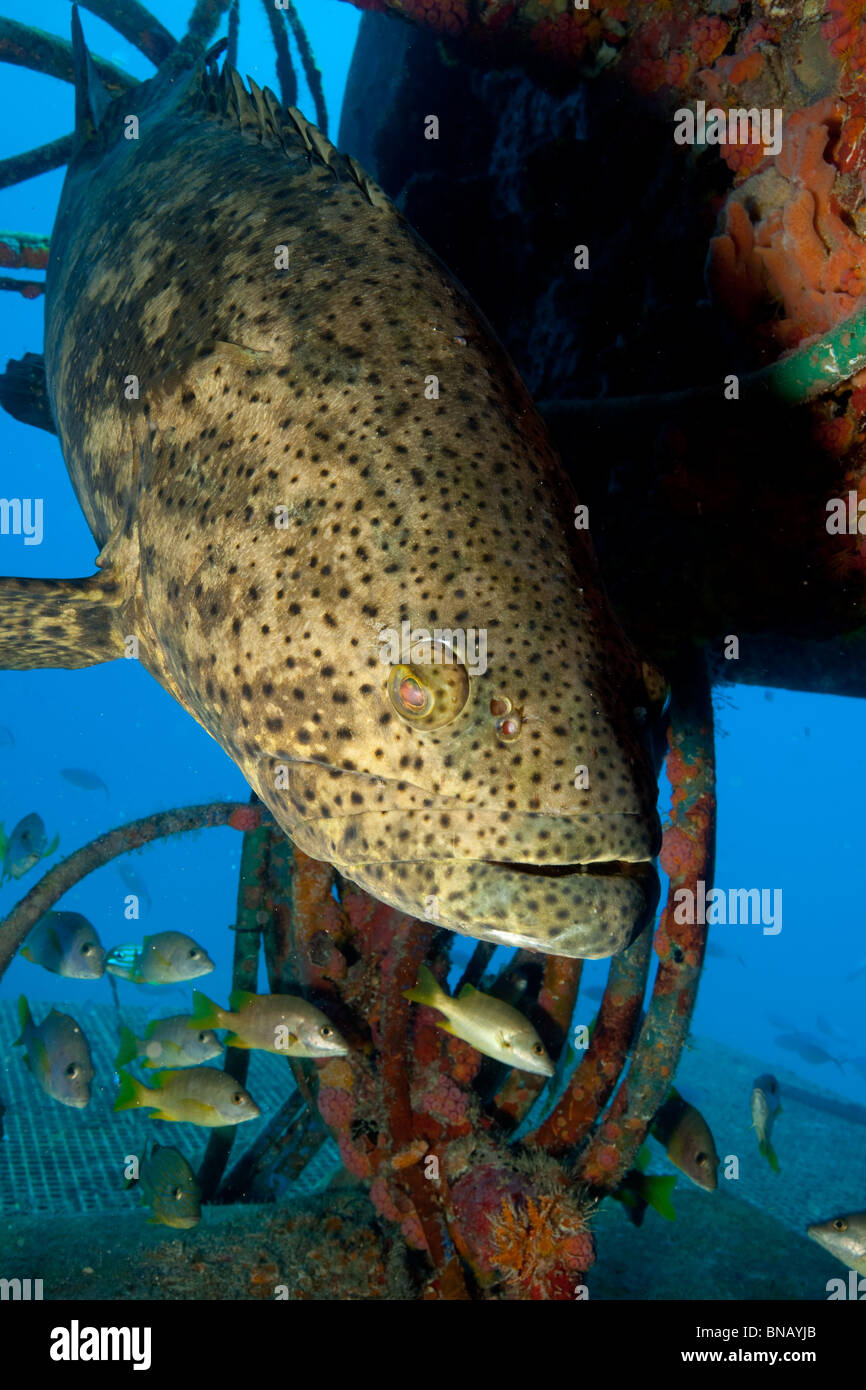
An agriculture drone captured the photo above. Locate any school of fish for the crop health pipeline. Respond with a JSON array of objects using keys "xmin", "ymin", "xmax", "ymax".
[{"xmin": 0, "ymin": 16, "xmax": 861, "ymax": 1273}]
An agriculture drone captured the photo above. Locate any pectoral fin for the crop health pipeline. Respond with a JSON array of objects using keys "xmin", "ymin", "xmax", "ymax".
[{"xmin": 0, "ymin": 572, "xmax": 128, "ymax": 669}]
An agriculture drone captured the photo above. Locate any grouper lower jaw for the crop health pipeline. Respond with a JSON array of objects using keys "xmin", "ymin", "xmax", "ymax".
[
  {"xmin": 258, "ymin": 784, "xmax": 662, "ymax": 959},
  {"xmin": 335, "ymin": 856, "xmax": 661, "ymax": 960},
  {"xmin": 283, "ymin": 803, "xmax": 662, "ymax": 958}
]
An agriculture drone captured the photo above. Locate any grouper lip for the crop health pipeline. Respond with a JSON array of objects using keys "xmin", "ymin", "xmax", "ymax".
[
  {"xmin": 335, "ymin": 855, "xmax": 662, "ymax": 958},
  {"xmin": 294, "ymin": 808, "xmax": 662, "ymax": 866},
  {"xmin": 484, "ymin": 859, "xmax": 655, "ymax": 879}
]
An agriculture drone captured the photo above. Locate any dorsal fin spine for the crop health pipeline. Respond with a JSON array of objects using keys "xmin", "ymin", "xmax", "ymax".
[{"xmin": 71, "ymin": 5, "xmax": 111, "ymax": 145}]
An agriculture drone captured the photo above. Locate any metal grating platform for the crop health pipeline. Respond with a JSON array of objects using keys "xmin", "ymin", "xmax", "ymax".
[{"xmin": 0, "ymin": 998, "xmax": 340, "ymax": 1215}]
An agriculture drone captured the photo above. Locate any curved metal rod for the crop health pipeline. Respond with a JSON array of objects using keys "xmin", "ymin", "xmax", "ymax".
[
  {"xmin": 284, "ymin": 0, "xmax": 327, "ymax": 136},
  {"xmin": 197, "ymin": 808, "xmax": 272, "ymax": 1200},
  {"xmin": 0, "ymin": 801, "xmax": 275, "ymax": 981},
  {"xmin": 575, "ymin": 651, "xmax": 716, "ymax": 1191},
  {"xmin": 68, "ymin": 0, "xmax": 177, "ymax": 67},
  {"xmin": 263, "ymin": 0, "xmax": 297, "ymax": 112},
  {"xmin": 0, "ymin": 232, "xmax": 50, "ymax": 269},
  {"xmin": 540, "ymin": 301, "xmax": 866, "ymax": 420},
  {"xmin": 171, "ymin": 0, "xmax": 232, "ymax": 73},
  {"xmin": 527, "ymin": 922, "xmax": 653, "ymax": 1155},
  {"xmin": 227, "ymin": 0, "xmax": 239, "ymax": 69},
  {"xmin": 378, "ymin": 913, "xmax": 470, "ymax": 1296},
  {"xmin": 0, "ymin": 17, "xmax": 135, "ymax": 91},
  {"xmin": 0, "ymin": 275, "xmax": 43, "ymax": 297},
  {"xmin": 0, "ymin": 135, "xmax": 75, "ymax": 191},
  {"xmin": 454, "ymin": 938, "xmax": 495, "ymax": 993},
  {"xmin": 491, "ymin": 953, "xmax": 581, "ymax": 1126}
]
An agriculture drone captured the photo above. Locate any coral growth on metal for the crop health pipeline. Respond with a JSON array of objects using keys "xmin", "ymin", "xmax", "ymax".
[
  {"xmin": 340, "ymin": 0, "xmax": 866, "ymax": 601},
  {"xmin": 2, "ymin": 0, "xmax": 862, "ymax": 1299},
  {"xmin": 243, "ymin": 664, "xmax": 715, "ymax": 1301}
]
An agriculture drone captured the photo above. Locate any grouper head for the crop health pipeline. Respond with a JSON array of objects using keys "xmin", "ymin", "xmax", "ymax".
[
  {"xmin": 43, "ymin": 44, "xmax": 662, "ymax": 959},
  {"xmin": 252, "ymin": 496, "xmax": 664, "ymax": 959}
]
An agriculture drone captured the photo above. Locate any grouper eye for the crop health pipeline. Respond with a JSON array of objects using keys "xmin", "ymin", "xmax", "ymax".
[{"xmin": 386, "ymin": 641, "xmax": 471, "ymax": 730}]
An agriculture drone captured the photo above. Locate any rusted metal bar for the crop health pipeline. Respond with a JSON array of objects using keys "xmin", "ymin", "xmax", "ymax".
[
  {"xmin": 0, "ymin": 18, "xmax": 135, "ymax": 90},
  {"xmin": 173, "ymin": 0, "xmax": 231, "ymax": 70},
  {"xmin": 216, "ymin": 1089, "xmax": 315, "ymax": 1202},
  {"xmin": 527, "ymin": 925, "xmax": 652, "ymax": 1155},
  {"xmin": 197, "ymin": 801, "xmax": 271, "ymax": 1200},
  {"xmin": 74, "ymin": 0, "xmax": 177, "ymax": 67},
  {"xmin": 0, "ymin": 233, "xmax": 50, "ymax": 270},
  {"xmin": 226, "ymin": 0, "xmax": 238, "ymax": 68},
  {"xmin": 0, "ymin": 136, "xmax": 75, "ymax": 190},
  {"xmin": 263, "ymin": 0, "xmax": 297, "ymax": 111},
  {"xmin": 454, "ymin": 939, "xmax": 495, "ymax": 993},
  {"xmin": 377, "ymin": 913, "xmax": 470, "ymax": 1298},
  {"xmin": 289, "ymin": 849, "xmax": 352, "ymax": 998},
  {"xmin": 0, "ymin": 277, "xmax": 42, "ymax": 298},
  {"xmin": 491, "ymin": 954, "xmax": 581, "ymax": 1126},
  {"xmin": 0, "ymin": 801, "xmax": 275, "ymax": 981},
  {"xmin": 259, "ymin": 834, "xmax": 335, "ymax": 1168},
  {"xmin": 575, "ymin": 653, "xmax": 716, "ymax": 1190},
  {"xmin": 284, "ymin": 0, "xmax": 327, "ymax": 136}
]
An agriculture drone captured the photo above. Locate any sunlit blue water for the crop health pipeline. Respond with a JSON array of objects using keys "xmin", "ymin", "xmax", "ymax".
[{"xmin": 1, "ymin": 0, "xmax": 863, "ymax": 1137}]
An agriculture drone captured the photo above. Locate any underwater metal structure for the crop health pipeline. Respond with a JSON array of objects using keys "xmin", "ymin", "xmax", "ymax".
[{"xmin": 0, "ymin": 0, "xmax": 862, "ymax": 1297}]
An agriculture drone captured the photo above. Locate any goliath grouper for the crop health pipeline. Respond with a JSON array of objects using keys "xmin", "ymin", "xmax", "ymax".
[{"xmin": 3, "ymin": 17, "xmax": 662, "ymax": 959}]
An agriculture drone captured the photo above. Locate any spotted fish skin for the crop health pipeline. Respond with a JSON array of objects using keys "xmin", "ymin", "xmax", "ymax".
[{"xmin": 43, "ymin": 56, "xmax": 661, "ymax": 959}]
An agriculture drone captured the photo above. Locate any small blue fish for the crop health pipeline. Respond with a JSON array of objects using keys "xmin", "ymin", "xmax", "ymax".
[
  {"xmin": 775, "ymin": 1032, "xmax": 844, "ymax": 1069},
  {"xmin": 750, "ymin": 1073, "xmax": 782, "ymax": 1174},
  {"xmin": 0, "ymin": 813, "xmax": 59, "ymax": 884},
  {"xmin": 116, "ymin": 1017, "xmax": 223, "ymax": 1069},
  {"xmin": 114, "ymin": 1067, "xmax": 260, "ymax": 1126},
  {"xmin": 705, "ymin": 941, "xmax": 746, "ymax": 966},
  {"xmin": 21, "ymin": 911, "xmax": 106, "ymax": 979},
  {"xmin": 0, "ymin": 726, "xmax": 14, "ymax": 747},
  {"xmin": 107, "ymin": 931, "xmax": 214, "ymax": 985},
  {"xmin": 129, "ymin": 1144, "xmax": 201, "ymax": 1228},
  {"xmin": 14, "ymin": 997, "xmax": 94, "ymax": 1108},
  {"xmin": 60, "ymin": 767, "xmax": 109, "ymax": 796},
  {"xmin": 816, "ymin": 1015, "xmax": 850, "ymax": 1044}
]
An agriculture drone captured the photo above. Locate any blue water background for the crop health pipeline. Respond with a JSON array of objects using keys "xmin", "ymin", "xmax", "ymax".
[{"xmin": 1, "ymin": 2, "xmax": 864, "ymax": 1114}]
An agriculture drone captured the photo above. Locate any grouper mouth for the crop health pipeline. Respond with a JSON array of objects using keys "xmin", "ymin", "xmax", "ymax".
[
  {"xmin": 286, "ymin": 808, "xmax": 662, "ymax": 959},
  {"xmin": 486, "ymin": 859, "xmax": 655, "ymax": 879}
]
